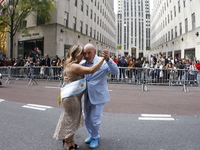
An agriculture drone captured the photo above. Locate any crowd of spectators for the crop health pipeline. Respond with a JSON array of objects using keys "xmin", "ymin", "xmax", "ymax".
[
  {"xmin": 0, "ymin": 53, "xmax": 65, "ymax": 80},
  {"xmin": 1, "ymin": 52, "xmax": 200, "ymax": 84},
  {"xmin": 110, "ymin": 54, "xmax": 200, "ymax": 84}
]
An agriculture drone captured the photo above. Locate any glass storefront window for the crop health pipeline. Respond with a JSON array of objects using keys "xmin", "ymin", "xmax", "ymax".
[
  {"xmin": 18, "ymin": 38, "xmax": 44, "ymax": 59},
  {"xmin": 185, "ymin": 49, "xmax": 195, "ymax": 60}
]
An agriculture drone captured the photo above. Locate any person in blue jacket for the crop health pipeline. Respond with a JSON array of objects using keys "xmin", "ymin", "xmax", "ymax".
[{"xmin": 81, "ymin": 43, "xmax": 119, "ymax": 149}]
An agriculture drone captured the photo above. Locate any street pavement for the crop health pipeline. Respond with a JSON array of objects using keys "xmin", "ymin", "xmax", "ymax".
[{"xmin": 0, "ymin": 79, "xmax": 200, "ymax": 150}]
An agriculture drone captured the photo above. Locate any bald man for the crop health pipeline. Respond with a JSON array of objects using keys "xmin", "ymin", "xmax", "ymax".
[{"xmin": 81, "ymin": 43, "xmax": 119, "ymax": 148}]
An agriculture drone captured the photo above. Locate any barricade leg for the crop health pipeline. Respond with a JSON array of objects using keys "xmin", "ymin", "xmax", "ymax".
[
  {"xmin": 5, "ymin": 77, "xmax": 14, "ymax": 84},
  {"xmin": 28, "ymin": 78, "xmax": 38, "ymax": 86}
]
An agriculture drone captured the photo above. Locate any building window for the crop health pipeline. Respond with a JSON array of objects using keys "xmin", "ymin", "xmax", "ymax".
[
  {"xmin": 180, "ymin": 22, "xmax": 182, "ymax": 35},
  {"xmin": 168, "ymin": 31, "xmax": 170, "ymax": 41},
  {"xmin": 81, "ymin": 0, "xmax": 84, "ymax": 11},
  {"xmin": 183, "ymin": 0, "xmax": 186, "ymax": 7},
  {"xmin": 168, "ymin": 14, "xmax": 169, "ymax": 23},
  {"xmin": 73, "ymin": 17, "xmax": 76, "ymax": 30},
  {"xmin": 170, "ymin": 11, "xmax": 172, "ymax": 20},
  {"xmin": 37, "ymin": 15, "xmax": 45, "ymax": 25},
  {"xmin": 178, "ymin": 1, "xmax": 180, "ymax": 12},
  {"xmin": 86, "ymin": 24, "xmax": 88, "ymax": 35},
  {"xmin": 171, "ymin": 29, "xmax": 173, "ymax": 39},
  {"xmin": 90, "ymin": 27, "xmax": 92, "ymax": 37},
  {"xmin": 80, "ymin": 21, "xmax": 83, "ymax": 33},
  {"xmin": 192, "ymin": 13, "xmax": 195, "ymax": 29},
  {"xmin": 90, "ymin": 9, "xmax": 93, "ymax": 19},
  {"xmin": 185, "ymin": 18, "xmax": 188, "ymax": 32},
  {"xmin": 94, "ymin": 13, "xmax": 96, "ymax": 22},
  {"xmin": 97, "ymin": 16, "xmax": 99, "ymax": 25},
  {"xmin": 175, "ymin": 26, "xmax": 177, "ymax": 37},
  {"xmin": 174, "ymin": 6, "xmax": 176, "ymax": 17},
  {"xmin": 86, "ymin": 5, "xmax": 89, "ymax": 16},
  {"xmin": 94, "ymin": 29, "xmax": 96, "ymax": 39},
  {"xmin": 64, "ymin": 11, "xmax": 69, "ymax": 27},
  {"xmin": 74, "ymin": 0, "xmax": 77, "ymax": 7},
  {"xmin": 20, "ymin": 20, "xmax": 27, "ymax": 27}
]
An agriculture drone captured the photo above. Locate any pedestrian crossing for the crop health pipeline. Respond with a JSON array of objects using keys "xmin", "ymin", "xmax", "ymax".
[
  {"xmin": 0, "ymin": 100, "xmax": 176, "ymax": 120},
  {"xmin": 138, "ymin": 114, "xmax": 175, "ymax": 121},
  {"xmin": 22, "ymin": 104, "xmax": 53, "ymax": 111}
]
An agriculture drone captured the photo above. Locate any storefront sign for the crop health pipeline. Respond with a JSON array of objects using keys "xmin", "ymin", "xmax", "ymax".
[{"xmin": 22, "ymin": 33, "xmax": 40, "ymax": 37}]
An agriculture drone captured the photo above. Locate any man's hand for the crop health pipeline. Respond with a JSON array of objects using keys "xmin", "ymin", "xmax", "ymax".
[{"xmin": 102, "ymin": 49, "xmax": 110, "ymax": 61}]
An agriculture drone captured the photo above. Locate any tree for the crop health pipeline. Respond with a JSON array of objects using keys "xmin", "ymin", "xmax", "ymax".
[
  {"xmin": 116, "ymin": 45, "xmax": 121, "ymax": 49},
  {"xmin": 146, "ymin": 46, "xmax": 151, "ymax": 50},
  {"xmin": 0, "ymin": 0, "xmax": 56, "ymax": 58}
]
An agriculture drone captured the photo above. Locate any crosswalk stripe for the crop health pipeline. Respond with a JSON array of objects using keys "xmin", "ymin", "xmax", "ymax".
[
  {"xmin": 22, "ymin": 104, "xmax": 53, "ymax": 111},
  {"xmin": 0, "ymin": 99, "xmax": 5, "ymax": 102},
  {"xmin": 26, "ymin": 104, "xmax": 53, "ymax": 109},
  {"xmin": 138, "ymin": 117, "xmax": 175, "ymax": 121},
  {"xmin": 141, "ymin": 114, "xmax": 172, "ymax": 117},
  {"xmin": 139, "ymin": 114, "xmax": 175, "ymax": 121},
  {"xmin": 22, "ymin": 105, "xmax": 46, "ymax": 111}
]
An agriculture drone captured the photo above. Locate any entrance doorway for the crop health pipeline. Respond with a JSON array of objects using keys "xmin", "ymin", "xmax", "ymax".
[
  {"xmin": 185, "ymin": 48, "xmax": 195, "ymax": 60},
  {"xmin": 18, "ymin": 38, "xmax": 44, "ymax": 58}
]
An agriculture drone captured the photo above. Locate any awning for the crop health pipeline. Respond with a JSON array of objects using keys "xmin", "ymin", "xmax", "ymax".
[{"xmin": 18, "ymin": 37, "xmax": 44, "ymax": 42}]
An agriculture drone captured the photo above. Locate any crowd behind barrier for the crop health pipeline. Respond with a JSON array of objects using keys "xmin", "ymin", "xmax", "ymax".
[
  {"xmin": 0, "ymin": 53, "xmax": 200, "ymax": 87},
  {"xmin": 0, "ymin": 66, "xmax": 200, "ymax": 87}
]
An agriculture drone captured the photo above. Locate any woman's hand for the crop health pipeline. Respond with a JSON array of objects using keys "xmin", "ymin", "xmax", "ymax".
[{"xmin": 64, "ymin": 76, "xmax": 69, "ymax": 83}]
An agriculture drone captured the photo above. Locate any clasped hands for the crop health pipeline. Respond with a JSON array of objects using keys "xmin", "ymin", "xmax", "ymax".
[{"xmin": 101, "ymin": 49, "xmax": 110, "ymax": 61}]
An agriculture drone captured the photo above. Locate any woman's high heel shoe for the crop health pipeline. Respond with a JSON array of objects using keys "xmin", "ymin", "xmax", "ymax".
[
  {"xmin": 71, "ymin": 140, "xmax": 79, "ymax": 149},
  {"xmin": 62, "ymin": 140, "xmax": 76, "ymax": 150},
  {"xmin": 74, "ymin": 143, "xmax": 79, "ymax": 149}
]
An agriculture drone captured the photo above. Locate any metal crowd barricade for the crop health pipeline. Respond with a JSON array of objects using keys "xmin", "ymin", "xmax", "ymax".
[
  {"xmin": 0, "ymin": 66, "xmax": 200, "ymax": 91},
  {"xmin": 27, "ymin": 67, "xmax": 38, "ymax": 86},
  {"xmin": 5, "ymin": 67, "xmax": 14, "ymax": 84},
  {"xmin": 107, "ymin": 67, "xmax": 199, "ymax": 91},
  {"xmin": 197, "ymin": 71, "xmax": 200, "ymax": 87},
  {"xmin": 141, "ymin": 68, "xmax": 148, "ymax": 92}
]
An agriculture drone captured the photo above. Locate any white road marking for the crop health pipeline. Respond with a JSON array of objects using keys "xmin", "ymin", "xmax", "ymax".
[
  {"xmin": 139, "ymin": 114, "xmax": 175, "ymax": 121},
  {"xmin": 141, "ymin": 114, "xmax": 172, "ymax": 117},
  {"xmin": 22, "ymin": 104, "xmax": 53, "ymax": 111},
  {"xmin": 138, "ymin": 117, "xmax": 175, "ymax": 121},
  {"xmin": 0, "ymin": 99, "xmax": 5, "ymax": 102}
]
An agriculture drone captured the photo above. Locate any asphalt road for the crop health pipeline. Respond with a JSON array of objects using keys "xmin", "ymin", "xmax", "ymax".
[
  {"xmin": 0, "ymin": 79, "xmax": 200, "ymax": 150},
  {"xmin": 0, "ymin": 79, "xmax": 200, "ymax": 115}
]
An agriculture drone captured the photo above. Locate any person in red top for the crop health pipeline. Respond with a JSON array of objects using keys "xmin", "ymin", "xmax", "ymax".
[
  {"xmin": 111, "ymin": 55, "xmax": 118, "ymax": 65},
  {"xmin": 195, "ymin": 60, "xmax": 200, "ymax": 71},
  {"xmin": 111, "ymin": 56, "xmax": 118, "ymax": 81}
]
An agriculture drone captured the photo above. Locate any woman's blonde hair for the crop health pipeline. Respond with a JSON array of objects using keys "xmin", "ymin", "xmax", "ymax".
[{"xmin": 65, "ymin": 45, "xmax": 83, "ymax": 65}]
